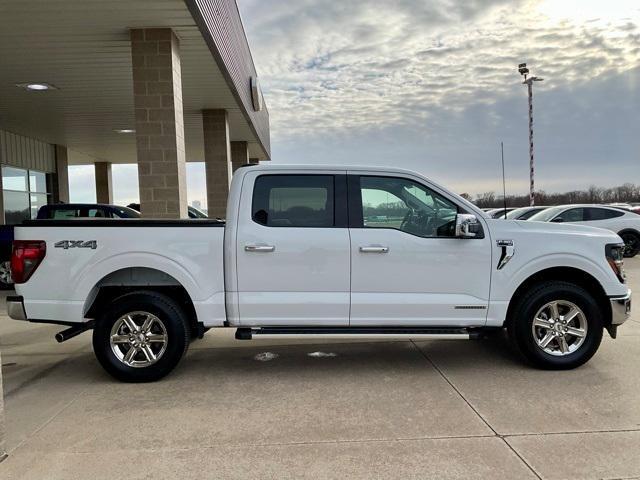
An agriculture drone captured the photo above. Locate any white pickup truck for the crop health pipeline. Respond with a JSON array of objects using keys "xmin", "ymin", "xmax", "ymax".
[{"xmin": 7, "ymin": 165, "xmax": 632, "ymax": 382}]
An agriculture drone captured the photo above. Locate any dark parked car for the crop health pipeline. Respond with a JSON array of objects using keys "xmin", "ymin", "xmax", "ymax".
[
  {"xmin": 0, "ymin": 203, "xmax": 140, "ymax": 290},
  {"xmin": 127, "ymin": 203, "xmax": 210, "ymax": 219},
  {"xmin": 37, "ymin": 203, "xmax": 141, "ymax": 219},
  {"xmin": 0, "ymin": 225, "xmax": 14, "ymax": 289}
]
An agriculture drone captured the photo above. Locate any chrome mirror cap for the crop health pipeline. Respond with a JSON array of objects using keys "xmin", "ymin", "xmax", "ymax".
[{"xmin": 455, "ymin": 214, "xmax": 478, "ymax": 238}]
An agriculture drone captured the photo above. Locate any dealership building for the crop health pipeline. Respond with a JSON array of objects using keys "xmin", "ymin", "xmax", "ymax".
[
  {"xmin": 0, "ymin": 0, "xmax": 270, "ymax": 222},
  {"xmin": 0, "ymin": 0, "xmax": 270, "ymax": 458}
]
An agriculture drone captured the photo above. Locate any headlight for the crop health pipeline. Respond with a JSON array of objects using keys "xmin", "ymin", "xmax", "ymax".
[{"xmin": 606, "ymin": 243, "xmax": 626, "ymax": 283}]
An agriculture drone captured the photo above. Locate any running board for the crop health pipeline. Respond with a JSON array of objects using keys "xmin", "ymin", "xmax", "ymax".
[{"xmin": 235, "ymin": 327, "xmax": 481, "ymax": 341}]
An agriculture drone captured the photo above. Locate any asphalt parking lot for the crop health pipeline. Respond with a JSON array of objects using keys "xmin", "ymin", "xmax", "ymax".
[{"xmin": 0, "ymin": 258, "xmax": 638, "ymax": 479}]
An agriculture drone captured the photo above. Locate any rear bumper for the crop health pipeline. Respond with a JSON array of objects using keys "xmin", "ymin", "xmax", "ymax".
[
  {"xmin": 7, "ymin": 295, "xmax": 27, "ymax": 321},
  {"xmin": 610, "ymin": 290, "xmax": 632, "ymax": 325}
]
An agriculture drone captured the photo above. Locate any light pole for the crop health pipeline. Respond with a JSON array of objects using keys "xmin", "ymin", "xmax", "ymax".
[{"xmin": 518, "ymin": 63, "xmax": 543, "ymax": 206}]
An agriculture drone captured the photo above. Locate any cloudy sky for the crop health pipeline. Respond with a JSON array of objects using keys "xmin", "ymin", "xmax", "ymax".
[{"xmin": 71, "ymin": 0, "xmax": 640, "ymax": 206}]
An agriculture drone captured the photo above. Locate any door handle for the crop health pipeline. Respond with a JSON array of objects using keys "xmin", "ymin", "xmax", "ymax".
[
  {"xmin": 245, "ymin": 244, "xmax": 275, "ymax": 252},
  {"xmin": 359, "ymin": 245, "xmax": 389, "ymax": 253}
]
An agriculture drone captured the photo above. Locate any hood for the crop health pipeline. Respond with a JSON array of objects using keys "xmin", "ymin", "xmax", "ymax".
[{"xmin": 508, "ymin": 219, "xmax": 620, "ymax": 239}]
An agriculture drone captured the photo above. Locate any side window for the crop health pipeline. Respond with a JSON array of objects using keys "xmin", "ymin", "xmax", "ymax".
[
  {"xmin": 555, "ymin": 208, "xmax": 584, "ymax": 222},
  {"xmin": 52, "ymin": 208, "xmax": 79, "ymax": 219},
  {"xmin": 358, "ymin": 176, "xmax": 458, "ymax": 238},
  {"xmin": 252, "ymin": 175, "xmax": 335, "ymax": 227},
  {"xmin": 586, "ymin": 208, "xmax": 624, "ymax": 220},
  {"xmin": 87, "ymin": 208, "xmax": 109, "ymax": 218}
]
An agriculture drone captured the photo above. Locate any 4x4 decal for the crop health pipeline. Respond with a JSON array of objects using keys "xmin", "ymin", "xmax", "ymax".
[{"xmin": 54, "ymin": 240, "xmax": 97, "ymax": 250}]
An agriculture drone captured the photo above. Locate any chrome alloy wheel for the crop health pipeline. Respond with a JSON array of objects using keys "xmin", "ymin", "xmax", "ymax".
[
  {"xmin": 531, "ymin": 300, "xmax": 587, "ymax": 356},
  {"xmin": 110, "ymin": 311, "xmax": 168, "ymax": 368}
]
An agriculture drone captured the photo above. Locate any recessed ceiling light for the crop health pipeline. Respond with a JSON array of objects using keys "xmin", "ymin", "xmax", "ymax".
[
  {"xmin": 114, "ymin": 129, "xmax": 136, "ymax": 134},
  {"xmin": 16, "ymin": 82, "xmax": 58, "ymax": 91}
]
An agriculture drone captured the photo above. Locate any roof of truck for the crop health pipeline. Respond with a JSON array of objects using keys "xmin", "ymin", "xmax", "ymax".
[{"xmin": 240, "ymin": 163, "xmax": 424, "ymax": 176}]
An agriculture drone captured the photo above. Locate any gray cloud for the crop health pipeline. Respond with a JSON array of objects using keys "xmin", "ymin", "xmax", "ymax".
[
  {"xmin": 237, "ymin": 0, "xmax": 640, "ymax": 195},
  {"xmin": 67, "ymin": 1, "xmax": 640, "ymax": 203}
]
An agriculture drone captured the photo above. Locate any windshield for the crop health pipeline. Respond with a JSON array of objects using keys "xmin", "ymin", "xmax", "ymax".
[
  {"xmin": 528, "ymin": 206, "xmax": 565, "ymax": 222},
  {"xmin": 188, "ymin": 206, "xmax": 208, "ymax": 218},
  {"xmin": 505, "ymin": 208, "xmax": 528, "ymax": 219},
  {"xmin": 113, "ymin": 206, "xmax": 141, "ymax": 218}
]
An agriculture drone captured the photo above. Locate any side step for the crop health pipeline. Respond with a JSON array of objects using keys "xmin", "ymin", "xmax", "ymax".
[{"xmin": 235, "ymin": 326, "xmax": 481, "ymax": 341}]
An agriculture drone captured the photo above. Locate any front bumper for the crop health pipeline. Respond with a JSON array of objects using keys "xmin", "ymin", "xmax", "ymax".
[
  {"xmin": 6, "ymin": 295, "xmax": 27, "ymax": 321},
  {"xmin": 610, "ymin": 290, "xmax": 632, "ymax": 326}
]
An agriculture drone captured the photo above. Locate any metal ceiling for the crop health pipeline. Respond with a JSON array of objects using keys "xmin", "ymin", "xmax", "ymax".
[{"xmin": 0, "ymin": 0, "xmax": 268, "ymax": 165}]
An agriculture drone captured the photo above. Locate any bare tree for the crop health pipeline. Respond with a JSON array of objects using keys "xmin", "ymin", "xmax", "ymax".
[{"xmin": 474, "ymin": 183, "xmax": 640, "ymax": 208}]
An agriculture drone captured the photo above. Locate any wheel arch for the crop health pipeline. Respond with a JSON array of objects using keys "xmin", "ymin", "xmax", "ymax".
[
  {"xmin": 505, "ymin": 266, "xmax": 611, "ymax": 328},
  {"xmin": 84, "ymin": 267, "xmax": 200, "ymax": 335},
  {"xmin": 617, "ymin": 228, "xmax": 640, "ymax": 237}
]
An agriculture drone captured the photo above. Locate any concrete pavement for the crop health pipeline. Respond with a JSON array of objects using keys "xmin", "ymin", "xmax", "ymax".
[{"xmin": 0, "ymin": 258, "xmax": 638, "ymax": 479}]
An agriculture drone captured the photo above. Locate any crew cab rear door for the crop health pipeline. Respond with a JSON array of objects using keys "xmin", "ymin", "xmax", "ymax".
[
  {"xmin": 235, "ymin": 170, "xmax": 350, "ymax": 326},
  {"xmin": 347, "ymin": 172, "xmax": 491, "ymax": 326}
]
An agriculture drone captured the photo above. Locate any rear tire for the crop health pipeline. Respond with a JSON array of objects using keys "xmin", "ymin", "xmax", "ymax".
[
  {"xmin": 507, "ymin": 281, "xmax": 603, "ymax": 370},
  {"xmin": 92, "ymin": 290, "xmax": 190, "ymax": 382},
  {"xmin": 619, "ymin": 231, "xmax": 640, "ymax": 258}
]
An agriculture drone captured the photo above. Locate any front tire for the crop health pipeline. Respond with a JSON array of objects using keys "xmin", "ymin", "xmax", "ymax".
[
  {"xmin": 93, "ymin": 291, "xmax": 190, "ymax": 382},
  {"xmin": 619, "ymin": 231, "xmax": 640, "ymax": 258},
  {"xmin": 507, "ymin": 281, "xmax": 603, "ymax": 370}
]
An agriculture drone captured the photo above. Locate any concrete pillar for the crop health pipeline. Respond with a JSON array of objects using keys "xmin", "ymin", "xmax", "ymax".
[
  {"xmin": 94, "ymin": 162, "xmax": 113, "ymax": 204},
  {"xmin": 131, "ymin": 28, "xmax": 187, "ymax": 218},
  {"xmin": 202, "ymin": 109, "xmax": 231, "ymax": 219},
  {"xmin": 54, "ymin": 145, "xmax": 70, "ymax": 203},
  {"xmin": 231, "ymin": 141, "xmax": 249, "ymax": 173}
]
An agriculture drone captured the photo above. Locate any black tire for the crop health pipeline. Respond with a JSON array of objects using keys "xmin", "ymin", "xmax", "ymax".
[
  {"xmin": 619, "ymin": 231, "xmax": 640, "ymax": 258},
  {"xmin": 92, "ymin": 290, "xmax": 190, "ymax": 382},
  {"xmin": 507, "ymin": 281, "xmax": 603, "ymax": 370}
]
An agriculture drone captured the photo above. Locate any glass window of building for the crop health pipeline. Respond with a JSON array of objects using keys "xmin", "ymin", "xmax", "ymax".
[{"xmin": 2, "ymin": 166, "xmax": 50, "ymax": 224}]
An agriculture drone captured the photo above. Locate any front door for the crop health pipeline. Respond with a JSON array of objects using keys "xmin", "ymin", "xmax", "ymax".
[
  {"xmin": 235, "ymin": 171, "xmax": 350, "ymax": 326},
  {"xmin": 348, "ymin": 173, "xmax": 492, "ymax": 326}
]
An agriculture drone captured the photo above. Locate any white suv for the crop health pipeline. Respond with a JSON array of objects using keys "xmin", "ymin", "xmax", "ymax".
[{"xmin": 529, "ymin": 205, "xmax": 640, "ymax": 257}]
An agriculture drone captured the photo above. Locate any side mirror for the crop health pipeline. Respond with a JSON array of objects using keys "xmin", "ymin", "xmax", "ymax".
[
  {"xmin": 551, "ymin": 217, "xmax": 564, "ymax": 223},
  {"xmin": 455, "ymin": 214, "xmax": 479, "ymax": 238}
]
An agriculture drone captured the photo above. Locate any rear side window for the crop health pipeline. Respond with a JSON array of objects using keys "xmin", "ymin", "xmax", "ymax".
[
  {"xmin": 88, "ymin": 208, "xmax": 110, "ymax": 218},
  {"xmin": 52, "ymin": 208, "xmax": 80, "ymax": 219},
  {"xmin": 555, "ymin": 208, "xmax": 584, "ymax": 222},
  {"xmin": 586, "ymin": 208, "xmax": 624, "ymax": 220},
  {"xmin": 252, "ymin": 175, "xmax": 335, "ymax": 227}
]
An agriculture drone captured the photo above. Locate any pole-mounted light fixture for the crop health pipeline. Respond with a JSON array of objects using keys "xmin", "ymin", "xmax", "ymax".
[{"xmin": 518, "ymin": 63, "xmax": 544, "ymax": 206}]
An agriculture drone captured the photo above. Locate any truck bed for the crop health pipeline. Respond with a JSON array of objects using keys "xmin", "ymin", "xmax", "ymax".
[{"xmin": 14, "ymin": 219, "xmax": 227, "ymax": 326}]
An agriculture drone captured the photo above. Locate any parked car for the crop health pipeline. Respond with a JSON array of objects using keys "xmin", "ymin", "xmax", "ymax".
[
  {"xmin": 607, "ymin": 203, "xmax": 634, "ymax": 210},
  {"xmin": 37, "ymin": 203, "xmax": 140, "ymax": 220},
  {"xmin": 528, "ymin": 204, "xmax": 640, "ymax": 257},
  {"xmin": 7, "ymin": 165, "xmax": 631, "ymax": 381},
  {"xmin": 37, "ymin": 203, "xmax": 141, "ymax": 219},
  {"xmin": 505, "ymin": 206, "xmax": 550, "ymax": 221},
  {"xmin": 0, "ymin": 225, "xmax": 14, "ymax": 289},
  {"xmin": 0, "ymin": 204, "xmax": 140, "ymax": 290},
  {"xmin": 485, "ymin": 207, "xmax": 517, "ymax": 219},
  {"xmin": 609, "ymin": 203, "xmax": 640, "ymax": 215},
  {"xmin": 127, "ymin": 203, "xmax": 210, "ymax": 219}
]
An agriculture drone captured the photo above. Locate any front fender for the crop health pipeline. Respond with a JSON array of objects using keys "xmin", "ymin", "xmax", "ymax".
[{"xmin": 501, "ymin": 252, "xmax": 615, "ymax": 301}]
